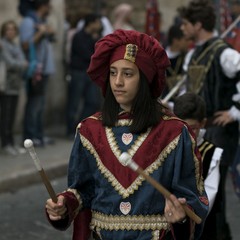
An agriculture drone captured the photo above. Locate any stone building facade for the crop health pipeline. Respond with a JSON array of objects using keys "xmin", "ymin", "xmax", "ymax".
[
  {"xmin": 65, "ymin": 0, "xmax": 191, "ymax": 32},
  {"xmin": 0, "ymin": 0, "xmax": 190, "ymax": 134}
]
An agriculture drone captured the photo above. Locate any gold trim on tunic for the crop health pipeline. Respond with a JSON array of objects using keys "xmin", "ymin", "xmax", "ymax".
[
  {"xmin": 80, "ymin": 133, "xmax": 180, "ymax": 198},
  {"xmin": 188, "ymin": 129, "xmax": 205, "ymax": 194},
  {"xmin": 105, "ymin": 126, "xmax": 151, "ymax": 162},
  {"xmin": 90, "ymin": 211, "xmax": 170, "ymax": 231},
  {"xmin": 79, "ymin": 116, "xmax": 203, "ymax": 196},
  {"xmin": 152, "ymin": 230, "xmax": 161, "ymax": 240}
]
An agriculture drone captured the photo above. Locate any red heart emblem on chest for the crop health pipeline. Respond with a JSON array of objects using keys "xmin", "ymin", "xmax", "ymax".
[
  {"xmin": 120, "ymin": 201, "xmax": 131, "ymax": 215},
  {"xmin": 122, "ymin": 133, "xmax": 133, "ymax": 145}
]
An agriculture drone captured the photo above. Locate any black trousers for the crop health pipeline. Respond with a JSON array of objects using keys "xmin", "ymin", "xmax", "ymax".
[{"xmin": 0, "ymin": 94, "xmax": 18, "ymax": 147}]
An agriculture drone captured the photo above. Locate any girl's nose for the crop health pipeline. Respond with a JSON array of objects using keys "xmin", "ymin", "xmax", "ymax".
[{"xmin": 115, "ymin": 73, "xmax": 124, "ymax": 86}]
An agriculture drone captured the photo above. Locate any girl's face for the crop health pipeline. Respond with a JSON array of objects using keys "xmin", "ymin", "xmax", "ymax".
[
  {"xmin": 110, "ymin": 59, "xmax": 140, "ymax": 112},
  {"xmin": 4, "ymin": 23, "xmax": 17, "ymax": 41}
]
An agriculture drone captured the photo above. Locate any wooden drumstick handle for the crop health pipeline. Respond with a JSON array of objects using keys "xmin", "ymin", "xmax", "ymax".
[
  {"xmin": 136, "ymin": 166, "xmax": 202, "ymax": 224},
  {"xmin": 24, "ymin": 139, "xmax": 58, "ymax": 203},
  {"xmin": 38, "ymin": 169, "xmax": 58, "ymax": 203},
  {"xmin": 119, "ymin": 152, "xmax": 202, "ymax": 224}
]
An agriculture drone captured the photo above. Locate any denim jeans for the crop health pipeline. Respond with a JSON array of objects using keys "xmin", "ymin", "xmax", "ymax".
[
  {"xmin": 66, "ymin": 69, "xmax": 101, "ymax": 136},
  {"xmin": 23, "ymin": 75, "xmax": 48, "ymax": 144}
]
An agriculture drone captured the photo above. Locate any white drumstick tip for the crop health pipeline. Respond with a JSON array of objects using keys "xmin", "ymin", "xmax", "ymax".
[
  {"xmin": 24, "ymin": 140, "xmax": 57, "ymax": 202},
  {"xmin": 24, "ymin": 139, "xmax": 42, "ymax": 171},
  {"xmin": 119, "ymin": 152, "xmax": 139, "ymax": 171},
  {"xmin": 24, "ymin": 139, "xmax": 33, "ymax": 149},
  {"xmin": 119, "ymin": 152, "xmax": 131, "ymax": 166}
]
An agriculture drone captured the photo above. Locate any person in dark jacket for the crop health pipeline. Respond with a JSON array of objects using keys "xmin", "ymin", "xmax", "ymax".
[{"xmin": 66, "ymin": 13, "xmax": 103, "ymax": 138}]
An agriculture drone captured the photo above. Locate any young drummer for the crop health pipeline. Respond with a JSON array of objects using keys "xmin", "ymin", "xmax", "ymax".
[
  {"xmin": 45, "ymin": 29, "xmax": 209, "ymax": 240},
  {"xmin": 174, "ymin": 92, "xmax": 223, "ymax": 240}
]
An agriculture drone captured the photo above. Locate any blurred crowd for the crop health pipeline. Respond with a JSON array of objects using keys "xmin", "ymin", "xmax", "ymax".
[{"xmin": 0, "ymin": 0, "xmax": 139, "ymax": 155}]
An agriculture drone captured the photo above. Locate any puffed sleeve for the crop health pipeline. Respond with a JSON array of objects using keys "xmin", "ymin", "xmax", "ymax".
[{"xmin": 220, "ymin": 48, "xmax": 240, "ymax": 78}]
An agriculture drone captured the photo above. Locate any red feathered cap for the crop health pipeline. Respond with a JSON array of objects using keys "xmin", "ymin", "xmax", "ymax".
[{"xmin": 87, "ymin": 29, "xmax": 170, "ymax": 97}]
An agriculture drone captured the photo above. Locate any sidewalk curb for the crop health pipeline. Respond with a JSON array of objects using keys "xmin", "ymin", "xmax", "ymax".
[{"xmin": 0, "ymin": 162, "xmax": 68, "ymax": 193}]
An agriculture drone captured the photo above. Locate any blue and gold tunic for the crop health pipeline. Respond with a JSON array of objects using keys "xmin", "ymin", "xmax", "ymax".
[{"xmin": 49, "ymin": 112, "xmax": 209, "ymax": 240}]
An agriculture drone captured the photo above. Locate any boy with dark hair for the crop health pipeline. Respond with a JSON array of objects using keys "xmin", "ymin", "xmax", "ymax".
[{"xmin": 174, "ymin": 92, "xmax": 223, "ymax": 240}]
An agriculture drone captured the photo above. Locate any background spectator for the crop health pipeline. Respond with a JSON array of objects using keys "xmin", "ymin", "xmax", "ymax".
[
  {"xmin": 112, "ymin": 3, "xmax": 135, "ymax": 30},
  {"xmin": 0, "ymin": 20, "xmax": 28, "ymax": 155},
  {"xmin": 19, "ymin": 0, "xmax": 55, "ymax": 147},
  {"xmin": 77, "ymin": 1, "xmax": 113, "ymax": 37},
  {"xmin": 174, "ymin": 92, "xmax": 223, "ymax": 240},
  {"xmin": 66, "ymin": 13, "xmax": 102, "ymax": 138}
]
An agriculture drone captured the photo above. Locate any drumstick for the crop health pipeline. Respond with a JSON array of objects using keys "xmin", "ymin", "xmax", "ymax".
[
  {"xmin": 119, "ymin": 152, "xmax": 202, "ymax": 224},
  {"xmin": 24, "ymin": 139, "xmax": 58, "ymax": 203},
  {"xmin": 161, "ymin": 75, "xmax": 186, "ymax": 104}
]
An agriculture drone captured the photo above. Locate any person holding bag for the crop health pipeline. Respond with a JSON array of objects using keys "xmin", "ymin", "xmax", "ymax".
[{"xmin": 0, "ymin": 20, "xmax": 28, "ymax": 155}]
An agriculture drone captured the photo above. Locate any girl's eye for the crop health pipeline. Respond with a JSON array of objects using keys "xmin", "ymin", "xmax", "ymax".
[
  {"xmin": 110, "ymin": 70, "xmax": 117, "ymax": 76},
  {"xmin": 124, "ymin": 72, "xmax": 132, "ymax": 77}
]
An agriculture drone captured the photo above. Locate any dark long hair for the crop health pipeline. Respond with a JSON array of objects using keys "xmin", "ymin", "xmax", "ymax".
[{"xmin": 101, "ymin": 71, "xmax": 164, "ymax": 133}]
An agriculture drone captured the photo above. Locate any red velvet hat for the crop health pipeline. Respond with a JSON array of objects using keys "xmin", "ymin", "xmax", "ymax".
[{"xmin": 87, "ymin": 29, "xmax": 170, "ymax": 97}]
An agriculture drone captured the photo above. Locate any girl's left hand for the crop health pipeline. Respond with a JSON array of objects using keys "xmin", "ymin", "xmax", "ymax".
[{"xmin": 164, "ymin": 194, "xmax": 187, "ymax": 223}]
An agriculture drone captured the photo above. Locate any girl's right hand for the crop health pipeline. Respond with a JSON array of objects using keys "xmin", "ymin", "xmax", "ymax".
[{"xmin": 46, "ymin": 195, "xmax": 67, "ymax": 221}]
